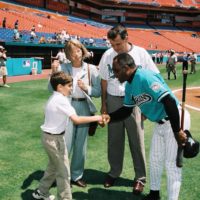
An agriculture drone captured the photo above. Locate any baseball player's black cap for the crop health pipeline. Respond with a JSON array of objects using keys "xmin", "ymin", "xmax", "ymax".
[{"xmin": 183, "ymin": 130, "xmax": 199, "ymax": 158}]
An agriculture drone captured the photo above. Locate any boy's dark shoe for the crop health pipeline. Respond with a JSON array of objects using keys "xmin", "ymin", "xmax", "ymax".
[{"xmin": 32, "ymin": 189, "xmax": 55, "ymax": 200}]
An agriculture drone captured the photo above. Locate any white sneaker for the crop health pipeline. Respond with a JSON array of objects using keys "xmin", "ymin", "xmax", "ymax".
[
  {"xmin": 3, "ymin": 84, "xmax": 10, "ymax": 88},
  {"xmin": 32, "ymin": 189, "xmax": 55, "ymax": 200}
]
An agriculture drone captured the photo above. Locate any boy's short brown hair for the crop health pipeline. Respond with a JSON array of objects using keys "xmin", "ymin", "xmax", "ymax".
[{"xmin": 50, "ymin": 71, "xmax": 72, "ymax": 91}]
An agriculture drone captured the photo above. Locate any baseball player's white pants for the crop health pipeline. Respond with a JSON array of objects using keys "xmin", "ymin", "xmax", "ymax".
[{"xmin": 150, "ymin": 108, "xmax": 190, "ymax": 200}]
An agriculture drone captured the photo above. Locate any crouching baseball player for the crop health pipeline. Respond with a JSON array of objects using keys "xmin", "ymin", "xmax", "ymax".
[{"xmin": 106, "ymin": 53, "xmax": 191, "ymax": 200}]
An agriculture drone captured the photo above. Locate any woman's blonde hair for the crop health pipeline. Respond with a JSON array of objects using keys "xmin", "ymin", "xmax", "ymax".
[{"xmin": 64, "ymin": 39, "xmax": 90, "ymax": 61}]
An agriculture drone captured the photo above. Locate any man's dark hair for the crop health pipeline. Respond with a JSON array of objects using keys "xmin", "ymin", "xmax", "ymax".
[
  {"xmin": 50, "ymin": 71, "xmax": 72, "ymax": 91},
  {"xmin": 107, "ymin": 24, "xmax": 128, "ymax": 40},
  {"xmin": 113, "ymin": 53, "xmax": 136, "ymax": 69}
]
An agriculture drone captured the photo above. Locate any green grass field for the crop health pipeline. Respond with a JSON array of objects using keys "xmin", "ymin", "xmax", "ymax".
[{"xmin": 0, "ymin": 64, "xmax": 199, "ymax": 200}]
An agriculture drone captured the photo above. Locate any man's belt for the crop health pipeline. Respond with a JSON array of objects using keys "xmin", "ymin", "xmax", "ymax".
[{"xmin": 72, "ymin": 97, "xmax": 86, "ymax": 101}]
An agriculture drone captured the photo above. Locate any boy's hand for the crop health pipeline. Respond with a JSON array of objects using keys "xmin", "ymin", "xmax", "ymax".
[{"xmin": 98, "ymin": 114, "xmax": 110, "ymax": 127}]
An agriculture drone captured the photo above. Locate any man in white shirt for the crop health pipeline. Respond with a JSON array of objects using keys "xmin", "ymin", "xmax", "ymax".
[{"xmin": 98, "ymin": 24, "xmax": 159, "ymax": 195}]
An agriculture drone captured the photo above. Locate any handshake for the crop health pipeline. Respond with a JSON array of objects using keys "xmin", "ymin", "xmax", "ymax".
[{"xmin": 98, "ymin": 113, "xmax": 111, "ymax": 127}]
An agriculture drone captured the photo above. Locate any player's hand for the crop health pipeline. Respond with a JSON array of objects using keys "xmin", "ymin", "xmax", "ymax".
[
  {"xmin": 176, "ymin": 129, "xmax": 187, "ymax": 146},
  {"xmin": 102, "ymin": 114, "xmax": 110, "ymax": 124}
]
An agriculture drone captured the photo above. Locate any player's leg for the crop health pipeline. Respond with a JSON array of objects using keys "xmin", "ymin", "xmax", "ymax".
[
  {"xmin": 164, "ymin": 121, "xmax": 181, "ymax": 200},
  {"xmin": 150, "ymin": 124, "xmax": 165, "ymax": 191}
]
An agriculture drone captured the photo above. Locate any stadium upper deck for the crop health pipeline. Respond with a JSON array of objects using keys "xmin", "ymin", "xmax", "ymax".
[{"xmin": 0, "ymin": 0, "xmax": 200, "ymax": 52}]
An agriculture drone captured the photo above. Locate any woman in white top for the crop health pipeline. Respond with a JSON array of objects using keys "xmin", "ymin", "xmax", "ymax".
[{"xmin": 55, "ymin": 39, "xmax": 101, "ymax": 187}]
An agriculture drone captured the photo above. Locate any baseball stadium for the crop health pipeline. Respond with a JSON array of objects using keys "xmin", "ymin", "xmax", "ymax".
[{"xmin": 0, "ymin": 0, "xmax": 199, "ymax": 200}]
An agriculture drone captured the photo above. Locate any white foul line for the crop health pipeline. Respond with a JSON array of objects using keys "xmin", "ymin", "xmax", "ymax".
[{"xmin": 173, "ymin": 87, "xmax": 200, "ymax": 112}]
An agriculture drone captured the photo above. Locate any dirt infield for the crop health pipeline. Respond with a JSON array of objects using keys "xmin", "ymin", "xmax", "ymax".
[{"xmin": 173, "ymin": 87, "xmax": 200, "ymax": 112}]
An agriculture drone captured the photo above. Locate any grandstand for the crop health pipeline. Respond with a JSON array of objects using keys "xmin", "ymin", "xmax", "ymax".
[{"xmin": 0, "ymin": 0, "xmax": 200, "ymax": 68}]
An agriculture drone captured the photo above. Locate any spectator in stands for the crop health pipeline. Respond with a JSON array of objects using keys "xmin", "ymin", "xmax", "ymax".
[
  {"xmin": 74, "ymin": 35, "xmax": 79, "ymax": 41},
  {"xmin": 38, "ymin": 22, "xmax": 43, "ymax": 29},
  {"xmin": 56, "ymin": 32, "xmax": 62, "ymax": 44},
  {"xmin": 48, "ymin": 39, "xmax": 101, "ymax": 188},
  {"xmin": 98, "ymin": 24, "xmax": 159, "ymax": 195},
  {"xmin": 13, "ymin": 29, "xmax": 21, "ymax": 41},
  {"xmin": 83, "ymin": 39, "xmax": 89, "ymax": 46},
  {"xmin": 166, "ymin": 49, "xmax": 177, "ymax": 80},
  {"xmin": 30, "ymin": 30, "xmax": 37, "ymax": 42},
  {"xmin": 0, "ymin": 46, "xmax": 10, "ymax": 87},
  {"xmin": 189, "ymin": 52, "xmax": 197, "ymax": 74},
  {"xmin": 60, "ymin": 30, "xmax": 71, "ymax": 44},
  {"xmin": 2, "ymin": 17, "xmax": 6, "ymax": 28},
  {"xmin": 149, "ymin": 43, "xmax": 153, "ymax": 49},
  {"xmin": 39, "ymin": 35, "xmax": 46, "ymax": 44},
  {"xmin": 14, "ymin": 19, "xmax": 19, "ymax": 30},
  {"xmin": 89, "ymin": 37, "xmax": 95, "ymax": 46},
  {"xmin": 152, "ymin": 0, "xmax": 159, "ymax": 6},
  {"xmin": 50, "ymin": 32, "xmax": 58, "ymax": 43},
  {"xmin": 31, "ymin": 25, "xmax": 36, "ymax": 32}
]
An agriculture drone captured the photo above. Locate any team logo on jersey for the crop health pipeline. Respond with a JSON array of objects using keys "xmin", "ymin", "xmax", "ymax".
[
  {"xmin": 108, "ymin": 64, "xmax": 115, "ymax": 79},
  {"xmin": 151, "ymin": 82, "xmax": 161, "ymax": 92},
  {"xmin": 132, "ymin": 93, "xmax": 152, "ymax": 106}
]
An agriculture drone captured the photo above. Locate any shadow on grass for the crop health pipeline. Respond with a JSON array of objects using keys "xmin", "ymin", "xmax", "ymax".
[
  {"xmin": 83, "ymin": 168, "xmax": 133, "ymax": 187},
  {"xmin": 21, "ymin": 170, "xmax": 44, "ymax": 190},
  {"xmin": 73, "ymin": 188, "xmax": 145, "ymax": 200},
  {"xmin": 20, "ymin": 169, "xmax": 138, "ymax": 200}
]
